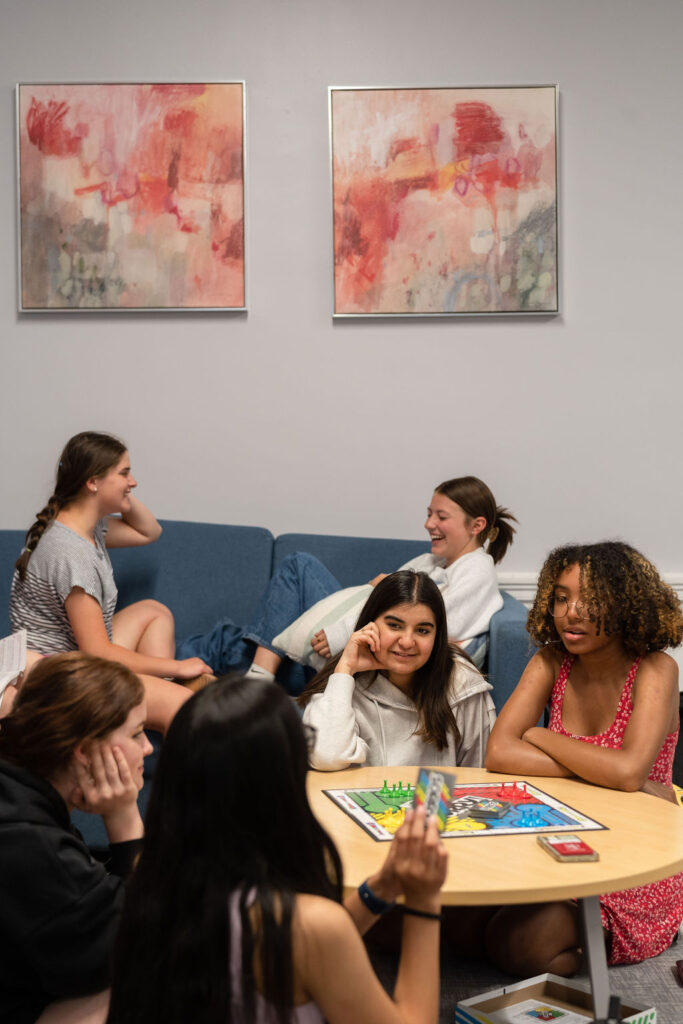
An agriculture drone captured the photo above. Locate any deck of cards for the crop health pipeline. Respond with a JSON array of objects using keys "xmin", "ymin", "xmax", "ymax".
[{"xmin": 537, "ymin": 833, "xmax": 599, "ymax": 862}]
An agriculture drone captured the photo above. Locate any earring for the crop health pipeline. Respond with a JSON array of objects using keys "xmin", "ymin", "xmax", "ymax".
[{"xmin": 92, "ymin": 486, "xmax": 98, "ymax": 494}]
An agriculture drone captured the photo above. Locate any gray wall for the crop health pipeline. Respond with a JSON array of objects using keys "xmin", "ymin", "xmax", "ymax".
[{"xmin": 2, "ymin": 0, "xmax": 681, "ymax": 579}]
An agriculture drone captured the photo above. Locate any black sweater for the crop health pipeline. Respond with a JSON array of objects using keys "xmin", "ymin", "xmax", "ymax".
[{"xmin": 0, "ymin": 758, "xmax": 142, "ymax": 1024}]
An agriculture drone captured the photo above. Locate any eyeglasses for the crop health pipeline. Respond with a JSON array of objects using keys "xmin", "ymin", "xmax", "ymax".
[
  {"xmin": 303, "ymin": 723, "xmax": 317, "ymax": 755},
  {"xmin": 551, "ymin": 595, "xmax": 588, "ymax": 619}
]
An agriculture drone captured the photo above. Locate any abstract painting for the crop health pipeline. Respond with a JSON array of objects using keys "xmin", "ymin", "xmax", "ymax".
[
  {"xmin": 17, "ymin": 82, "xmax": 245, "ymax": 311},
  {"xmin": 330, "ymin": 86, "xmax": 558, "ymax": 316}
]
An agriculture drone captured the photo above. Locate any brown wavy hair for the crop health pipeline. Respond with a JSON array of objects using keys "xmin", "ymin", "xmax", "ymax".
[
  {"xmin": 15, "ymin": 431, "xmax": 126, "ymax": 580},
  {"xmin": 434, "ymin": 476, "xmax": 517, "ymax": 564},
  {"xmin": 0, "ymin": 651, "xmax": 144, "ymax": 779},
  {"xmin": 527, "ymin": 541, "xmax": 683, "ymax": 658}
]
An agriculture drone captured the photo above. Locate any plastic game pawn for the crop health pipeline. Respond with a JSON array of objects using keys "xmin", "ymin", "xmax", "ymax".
[
  {"xmin": 379, "ymin": 780, "xmax": 390, "ymax": 796},
  {"xmin": 497, "ymin": 782, "xmax": 507, "ymax": 798}
]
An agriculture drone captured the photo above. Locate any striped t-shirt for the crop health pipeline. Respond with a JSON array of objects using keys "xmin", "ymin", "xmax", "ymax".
[{"xmin": 9, "ymin": 519, "xmax": 118, "ymax": 655}]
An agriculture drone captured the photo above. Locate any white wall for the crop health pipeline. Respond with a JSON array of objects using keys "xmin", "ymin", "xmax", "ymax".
[{"xmin": 1, "ymin": 0, "xmax": 682, "ymax": 584}]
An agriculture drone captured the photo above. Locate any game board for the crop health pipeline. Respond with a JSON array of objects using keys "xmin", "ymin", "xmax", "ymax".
[{"xmin": 323, "ymin": 779, "xmax": 607, "ymax": 842}]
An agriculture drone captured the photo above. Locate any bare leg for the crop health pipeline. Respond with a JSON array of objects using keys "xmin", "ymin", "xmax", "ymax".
[
  {"xmin": 251, "ymin": 646, "xmax": 282, "ymax": 675},
  {"xmin": 485, "ymin": 901, "xmax": 585, "ymax": 977},
  {"xmin": 112, "ymin": 600, "xmax": 175, "ymax": 659},
  {"xmin": 442, "ymin": 906, "xmax": 499, "ymax": 958},
  {"xmin": 140, "ymin": 673, "xmax": 192, "ymax": 734},
  {"xmin": 37, "ymin": 989, "xmax": 109, "ymax": 1023}
]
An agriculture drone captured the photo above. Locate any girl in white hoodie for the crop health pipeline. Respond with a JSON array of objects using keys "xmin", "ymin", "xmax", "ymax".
[{"xmin": 299, "ymin": 571, "xmax": 496, "ymax": 771}]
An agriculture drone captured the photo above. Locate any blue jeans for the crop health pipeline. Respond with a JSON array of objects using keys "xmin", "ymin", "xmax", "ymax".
[{"xmin": 176, "ymin": 553, "xmax": 341, "ymax": 694}]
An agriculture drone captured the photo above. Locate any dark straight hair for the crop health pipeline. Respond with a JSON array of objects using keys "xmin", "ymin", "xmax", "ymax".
[
  {"xmin": 15, "ymin": 431, "xmax": 126, "ymax": 579},
  {"xmin": 434, "ymin": 475, "xmax": 517, "ymax": 564},
  {"xmin": 107, "ymin": 677, "xmax": 343, "ymax": 1024},
  {"xmin": 299, "ymin": 570, "xmax": 464, "ymax": 750}
]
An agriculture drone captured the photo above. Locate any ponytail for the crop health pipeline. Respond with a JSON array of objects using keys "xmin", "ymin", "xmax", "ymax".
[{"xmin": 486, "ymin": 505, "xmax": 516, "ymax": 565}]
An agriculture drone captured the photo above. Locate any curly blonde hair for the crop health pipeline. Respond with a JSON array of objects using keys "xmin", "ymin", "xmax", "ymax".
[{"xmin": 527, "ymin": 541, "xmax": 682, "ymax": 658}]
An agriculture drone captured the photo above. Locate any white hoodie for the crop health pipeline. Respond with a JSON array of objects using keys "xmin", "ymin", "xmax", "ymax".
[
  {"xmin": 303, "ymin": 659, "xmax": 496, "ymax": 772},
  {"xmin": 323, "ymin": 547, "xmax": 503, "ymax": 658}
]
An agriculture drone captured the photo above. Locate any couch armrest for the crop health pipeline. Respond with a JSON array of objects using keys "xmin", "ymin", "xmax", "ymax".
[{"xmin": 487, "ymin": 591, "xmax": 536, "ymax": 714}]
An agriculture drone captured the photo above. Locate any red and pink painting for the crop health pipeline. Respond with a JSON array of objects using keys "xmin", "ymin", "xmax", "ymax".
[
  {"xmin": 330, "ymin": 86, "xmax": 558, "ymax": 316},
  {"xmin": 17, "ymin": 82, "xmax": 245, "ymax": 311}
]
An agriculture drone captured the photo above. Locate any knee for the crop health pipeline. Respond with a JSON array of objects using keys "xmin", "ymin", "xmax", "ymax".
[
  {"xmin": 485, "ymin": 904, "xmax": 578, "ymax": 978},
  {"xmin": 140, "ymin": 599, "xmax": 175, "ymax": 624},
  {"xmin": 278, "ymin": 552, "xmax": 322, "ymax": 580}
]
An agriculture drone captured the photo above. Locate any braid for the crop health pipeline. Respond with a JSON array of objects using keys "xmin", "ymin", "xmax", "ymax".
[{"xmin": 15, "ymin": 496, "xmax": 62, "ymax": 580}]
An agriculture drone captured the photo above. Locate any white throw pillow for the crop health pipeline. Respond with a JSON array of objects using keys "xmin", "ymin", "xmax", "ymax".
[{"xmin": 272, "ymin": 584, "xmax": 372, "ymax": 669}]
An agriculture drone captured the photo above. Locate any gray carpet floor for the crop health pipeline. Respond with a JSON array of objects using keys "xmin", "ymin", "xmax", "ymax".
[{"xmin": 369, "ymin": 938, "xmax": 682, "ymax": 1023}]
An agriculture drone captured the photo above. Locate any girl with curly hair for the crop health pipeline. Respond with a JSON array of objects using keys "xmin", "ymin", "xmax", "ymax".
[{"xmin": 484, "ymin": 541, "xmax": 683, "ymax": 976}]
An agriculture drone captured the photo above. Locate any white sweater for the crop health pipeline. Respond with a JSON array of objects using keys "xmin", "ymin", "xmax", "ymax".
[
  {"xmin": 303, "ymin": 660, "xmax": 496, "ymax": 772},
  {"xmin": 323, "ymin": 547, "xmax": 503, "ymax": 657}
]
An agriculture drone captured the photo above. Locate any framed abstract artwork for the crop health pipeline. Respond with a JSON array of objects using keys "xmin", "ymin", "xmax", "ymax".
[
  {"xmin": 16, "ymin": 82, "xmax": 246, "ymax": 311},
  {"xmin": 330, "ymin": 85, "xmax": 558, "ymax": 317}
]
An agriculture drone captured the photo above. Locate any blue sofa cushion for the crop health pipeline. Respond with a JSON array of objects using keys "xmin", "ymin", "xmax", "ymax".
[
  {"xmin": 487, "ymin": 590, "xmax": 536, "ymax": 713},
  {"xmin": 1, "ymin": 522, "xmax": 274, "ymax": 643},
  {"xmin": 273, "ymin": 533, "xmax": 430, "ymax": 587},
  {"xmin": 110, "ymin": 521, "xmax": 274, "ymax": 640},
  {"xmin": 0, "ymin": 530, "xmax": 26, "ymax": 637}
]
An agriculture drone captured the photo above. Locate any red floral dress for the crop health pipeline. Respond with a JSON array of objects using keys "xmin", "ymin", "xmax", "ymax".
[{"xmin": 548, "ymin": 654, "xmax": 683, "ymax": 965}]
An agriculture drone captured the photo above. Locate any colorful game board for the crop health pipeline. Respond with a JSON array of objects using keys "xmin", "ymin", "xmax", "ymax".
[{"xmin": 323, "ymin": 780, "xmax": 607, "ymax": 842}]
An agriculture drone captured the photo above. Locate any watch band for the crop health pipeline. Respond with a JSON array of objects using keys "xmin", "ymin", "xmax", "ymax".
[{"xmin": 357, "ymin": 879, "xmax": 396, "ymax": 915}]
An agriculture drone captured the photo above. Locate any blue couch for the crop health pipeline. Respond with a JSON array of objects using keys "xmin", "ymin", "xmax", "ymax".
[{"xmin": 0, "ymin": 521, "xmax": 535, "ymax": 846}]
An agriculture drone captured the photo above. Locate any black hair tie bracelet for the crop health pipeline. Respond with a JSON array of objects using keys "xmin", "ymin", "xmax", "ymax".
[{"xmin": 403, "ymin": 906, "xmax": 441, "ymax": 921}]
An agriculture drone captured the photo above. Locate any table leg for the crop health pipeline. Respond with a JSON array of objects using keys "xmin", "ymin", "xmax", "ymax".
[{"xmin": 579, "ymin": 895, "xmax": 610, "ymax": 1020}]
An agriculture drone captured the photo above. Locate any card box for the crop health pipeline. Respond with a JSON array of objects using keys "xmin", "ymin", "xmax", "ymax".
[{"xmin": 455, "ymin": 972, "xmax": 655, "ymax": 1024}]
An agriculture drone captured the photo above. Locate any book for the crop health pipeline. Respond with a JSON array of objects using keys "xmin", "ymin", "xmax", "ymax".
[{"xmin": 0, "ymin": 630, "xmax": 27, "ymax": 697}]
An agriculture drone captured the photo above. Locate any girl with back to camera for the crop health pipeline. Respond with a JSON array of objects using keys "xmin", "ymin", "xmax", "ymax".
[
  {"xmin": 181, "ymin": 475, "xmax": 516, "ymax": 686},
  {"xmin": 10, "ymin": 432, "xmax": 212, "ymax": 732},
  {"xmin": 299, "ymin": 570, "xmax": 496, "ymax": 771},
  {"xmin": 0, "ymin": 651, "xmax": 152, "ymax": 1024},
  {"xmin": 484, "ymin": 541, "xmax": 683, "ymax": 975},
  {"xmin": 107, "ymin": 677, "xmax": 448, "ymax": 1024}
]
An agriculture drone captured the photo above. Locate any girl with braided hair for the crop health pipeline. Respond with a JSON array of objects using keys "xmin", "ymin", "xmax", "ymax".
[
  {"xmin": 484, "ymin": 540, "xmax": 683, "ymax": 975},
  {"xmin": 10, "ymin": 432, "xmax": 211, "ymax": 732}
]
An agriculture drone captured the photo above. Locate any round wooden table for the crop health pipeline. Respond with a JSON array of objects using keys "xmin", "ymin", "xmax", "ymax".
[{"xmin": 308, "ymin": 765, "xmax": 683, "ymax": 1018}]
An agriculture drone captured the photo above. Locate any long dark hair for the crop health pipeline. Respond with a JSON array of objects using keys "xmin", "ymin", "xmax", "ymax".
[
  {"xmin": 107, "ymin": 677, "xmax": 343, "ymax": 1024},
  {"xmin": 15, "ymin": 431, "xmax": 126, "ymax": 580},
  {"xmin": 0, "ymin": 652, "xmax": 143, "ymax": 779},
  {"xmin": 299, "ymin": 570, "xmax": 464, "ymax": 750},
  {"xmin": 435, "ymin": 475, "xmax": 516, "ymax": 564},
  {"xmin": 528, "ymin": 541, "xmax": 683, "ymax": 658}
]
